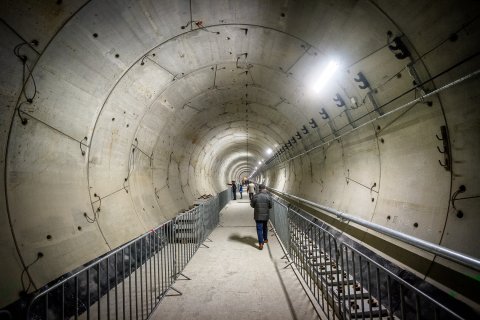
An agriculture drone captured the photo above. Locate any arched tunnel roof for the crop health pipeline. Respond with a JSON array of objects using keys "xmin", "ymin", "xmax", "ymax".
[{"xmin": 1, "ymin": 0, "xmax": 480, "ymax": 310}]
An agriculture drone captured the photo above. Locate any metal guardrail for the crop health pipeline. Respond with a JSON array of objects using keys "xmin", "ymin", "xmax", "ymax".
[
  {"xmin": 0, "ymin": 310, "xmax": 13, "ymax": 320},
  {"xmin": 269, "ymin": 187, "xmax": 480, "ymax": 271},
  {"xmin": 270, "ymin": 197, "xmax": 473, "ymax": 320},
  {"xmin": 26, "ymin": 189, "xmax": 230, "ymax": 320}
]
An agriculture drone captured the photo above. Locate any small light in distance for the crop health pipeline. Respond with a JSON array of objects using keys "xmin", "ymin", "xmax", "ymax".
[
  {"xmin": 258, "ymin": 161, "xmax": 262, "ymax": 165},
  {"xmin": 312, "ymin": 60, "xmax": 339, "ymax": 93},
  {"xmin": 255, "ymin": 166, "xmax": 257, "ymax": 169},
  {"xmin": 266, "ymin": 148, "xmax": 272, "ymax": 155}
]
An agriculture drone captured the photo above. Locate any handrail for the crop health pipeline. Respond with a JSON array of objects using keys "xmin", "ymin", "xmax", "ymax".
[
  {"xmin": 268, "ymin": 187, "xmax": 480, "ymax": 271},
  {"xmin": 27, "ymin": 193, "xmax": 223, "ymax": 299},
  {"xmin": 270, "ymin": 198, "xmax": 471, "ymax": 320},
  {"xmin": 0, "ymin": 310, "xmax": 13, "ymax": 320},
  {"xmin": 26, "ymin": 189, "xmax": 231, "ymax": 319}
]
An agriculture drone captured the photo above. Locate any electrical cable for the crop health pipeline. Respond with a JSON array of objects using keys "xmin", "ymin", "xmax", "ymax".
[
  {"xmin": 13, "ymin": 41, "xmax": 38, "ymax": 127},
  {"xmin": 13, "ymin": 41, "xmax": 37, "ymax": 102},
  {"xmin": 84, "ymin": 211, "xmax": 96, "ymax": 223},
  {"xmin": 85, "ymin": 193, "xmax": 102, "ymax": 223},
  {"xmin": 367, "ymin": 18, "xmax": 480, "ymax": 101},
  {"xmin": 264, "ymin": 59, "xmax": 480, "ymax": 171},
  {"xmin": 80, "ymin": 137, "xmax": 88, "ymax": 156},
  {"xmin": 281, "ymin": 50, "xmax": 480, "ymax": 165},
  {"xmin": 20, "ymin": 252, "xmax": 43, "ymax": 293},
  {"xmin": 451, "ymin": 186, "xmax": 466, "ymax": 209},
  {"xmin": 181, "ymin": 20, "xmax": 219, "ymax": 34},
  {"xmin": 343, "ymin": 19, "xmax": 479, "ymax": 116},
  {"xmin": 16, "ymin": 101, "xmax": 29, "ymax": 125},
  {"xmin": 23, "ymin": 62, "xmax": 38, "ymax": 102},
  {"xmin": 415, "ymin": 15, "xmax": 480, "ymax": 63},
  {"xmin": 123, "ymin": 140, "xmax": 138, "ymax": 192}
]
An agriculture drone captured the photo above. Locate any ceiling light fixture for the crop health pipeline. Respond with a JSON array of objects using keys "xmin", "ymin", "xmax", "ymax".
[{"xmin": 312, "ymin": 60, "xmax": 339, "ymax": 93}]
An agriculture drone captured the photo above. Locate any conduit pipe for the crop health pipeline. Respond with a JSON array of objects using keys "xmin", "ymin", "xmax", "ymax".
[
  {"xmin": 265, "ymin": 69, "xmax": 480, "ymax": 169},
  {"xmin": 268, "ymin": 187, "xmax": 480, "ymax": 271}
]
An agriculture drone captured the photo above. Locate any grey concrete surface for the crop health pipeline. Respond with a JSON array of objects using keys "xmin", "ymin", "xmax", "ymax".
[
  {"xmin": 152, "ymin": 200, "xmax": 320, "ymax": 320},
  {"xmin": 0, "ymin": 0, "xmax": 479, "ymax": 311}
]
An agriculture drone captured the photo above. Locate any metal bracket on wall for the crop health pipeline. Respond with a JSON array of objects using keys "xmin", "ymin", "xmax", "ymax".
[
  {"xmin": 436, "ymin": 125, "xmax": 451, "ymax": 171},
  {"xmin": 366, "ymin": 91, "xmax": 384, "ymax": 116},
  {"xmin": 387, "ymin": 32, "xmax": 411, "ymax": 60},
  {"xmin": 354, "ymin": 72, "xmax": 384, "ymax": 116},
  {"xmin": 319, "ymin": 108, "xmax": 329, "ymax": 120},
  {"xmin": 354, "ymin": 72, "xmax": 370, "ymax": 89},
  {"xmin": 309, "ymin": 118, "xmax": 318, "ymax": 128},
  {"xmin": 327, "ymin": 119, "xmax": 338, "ymax": 138},
  {"xmin": 407, "ymin": 63, "xmax": 425, "ymax": 92},
  {"xmin": 344, "ymin": 109, "xmax": 357, "ymax": 128},
  {"xmin": 301, "ymin": 125, "xmax": 310, "ymax": 134},
  {"xmin": 335, "ymin": 93, "xmax": 357, "ymax": 128},
  {"xmin": 333, "ymin": 93, "xmax": 346, "ymax": 107}
]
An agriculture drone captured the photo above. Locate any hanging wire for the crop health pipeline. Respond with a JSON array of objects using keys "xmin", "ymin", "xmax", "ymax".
[
  {"xmin": 13, "ymin": 40, "xmax": 38, "ymax": 125},
  {"xmin": 181, "ymin": 20, "xmax": 220, "ymax": 34},
  {"xmin": 85, "ymin": 193, "xmax": 102, "ymax": 223},
  {"xmin": 84, "ymin": 211, "xmax": 96, "ymax": 223},
  {"xmin": 20, "ymin": 252, "xmax": 43, "ymax": 293},
  {"xmin": 123, "ymin": 139, "xmax": 138, "ymax": 192}
]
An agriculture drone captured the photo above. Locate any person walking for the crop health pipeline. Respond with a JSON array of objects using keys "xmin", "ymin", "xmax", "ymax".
[
  {"xmin": 247, "ymin": 181, "xmax": 255, "ymax": 200},
  {"xmin": 239, "ymin": 183, "xmax": 243, "ymax": 199},
  {"xmin": 250, "ymin": 184, "xmax": 272, "ymax": 250}
]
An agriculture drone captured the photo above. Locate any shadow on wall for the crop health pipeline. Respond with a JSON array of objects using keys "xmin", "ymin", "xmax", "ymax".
[{"xmin": 229, "ymin": 233, "xmax": 258, "ymax": 248}]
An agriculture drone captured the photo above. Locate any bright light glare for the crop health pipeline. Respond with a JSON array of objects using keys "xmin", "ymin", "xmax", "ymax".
[
  {"xmin": 266, "ymin": 148, "xmax": 273, "ymax": 155},
  {"xmin": 255, "ymin": 166, "xmax": 258, "ymax": 169},
  {"xmin": 312, "ymin": 60, "xmax": 339, "ymax": 93},
  {"xmin": 258, "ymin": 161, "xmax": 262, "ymax": 165}
]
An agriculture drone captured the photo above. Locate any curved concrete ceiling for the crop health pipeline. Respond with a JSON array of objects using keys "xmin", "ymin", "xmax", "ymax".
[{"xmin": 1, "ymin": 0, "xmax": 480, "ymax": 310}]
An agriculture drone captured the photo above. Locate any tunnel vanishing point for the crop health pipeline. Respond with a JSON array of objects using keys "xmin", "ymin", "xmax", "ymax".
[{"xmin": 0, "ymin": 0, "xmax": 480, "ymax": 318}]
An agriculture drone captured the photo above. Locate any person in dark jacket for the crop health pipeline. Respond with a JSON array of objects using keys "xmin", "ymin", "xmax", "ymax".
[
  {"xmin": 227, "ymin": 180, "xmax": 237, "ymax": 200},
  {"xmin": 250, "ymin": 184, "xmax": 272, "ymax": 250}
]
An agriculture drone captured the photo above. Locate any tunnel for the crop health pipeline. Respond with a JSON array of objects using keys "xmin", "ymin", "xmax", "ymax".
[{"xmin": 1, "ymin": 0, "xmax": 480, "ymax": 319}]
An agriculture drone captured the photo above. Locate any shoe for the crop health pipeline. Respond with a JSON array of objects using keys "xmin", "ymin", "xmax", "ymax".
[
  {"xmin": 264, "ymin": 239, "xmax": 268, "ymax": 243},
  {"xmin": 259, "ymin": 243, "xmax": 264, "ymax": 250}
]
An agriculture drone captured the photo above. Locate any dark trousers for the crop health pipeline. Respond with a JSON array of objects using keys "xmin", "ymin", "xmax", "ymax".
[
  {"xmin": 232, "ymin": 189, "xmax": 236, "ymax": 200},
  {"xmin": 255, "ymin": 220, "xmax": 268, "ymax": 244},
  {"xmin": 249, "ymin": 192, "xmax": 254, "ymax": 200}
]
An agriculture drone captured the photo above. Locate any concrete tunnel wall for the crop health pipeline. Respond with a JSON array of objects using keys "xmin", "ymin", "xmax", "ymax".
[{"xmin": 0, "ymin": 0, "xmax": 479, "ymax": 310}]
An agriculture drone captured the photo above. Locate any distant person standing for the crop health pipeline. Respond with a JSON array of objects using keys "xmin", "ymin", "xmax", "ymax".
[
  {"xmin": 248, "ymin": 181, "xmax": 255, "ymax": 200},
  {"xmin": 250, "ymin": 184, "xmax": 272, "ymax": 250},
  {"xmin": 239, "ymin": 183, "xmax": 243, "ymax": 199},
  {"xmin": 228, "ymin": 180, "xmax": 237, "ymax": 200}
]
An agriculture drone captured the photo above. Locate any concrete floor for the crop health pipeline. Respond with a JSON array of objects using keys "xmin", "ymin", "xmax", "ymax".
[{"xmin": 152, "ymin": 198, "xmax": 320, "ymax": 320}]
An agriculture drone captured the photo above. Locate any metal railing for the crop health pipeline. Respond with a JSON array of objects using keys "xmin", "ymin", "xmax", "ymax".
[
  {"xmin": 270, "ymin": 197, "xmax": 475, "ymax": 320},
  {"xmin": 26, "ymin": 189, "xmax": 230, "ymax": 320},
  {"xmin": 269, "ymin": 187, "xmax": 480, "ymax": 271}
]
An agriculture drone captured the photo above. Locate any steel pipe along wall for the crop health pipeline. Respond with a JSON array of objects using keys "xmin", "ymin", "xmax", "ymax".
[{"xmin": 0, "ymin": 0, "xmax": 479, "ymax": 311}]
